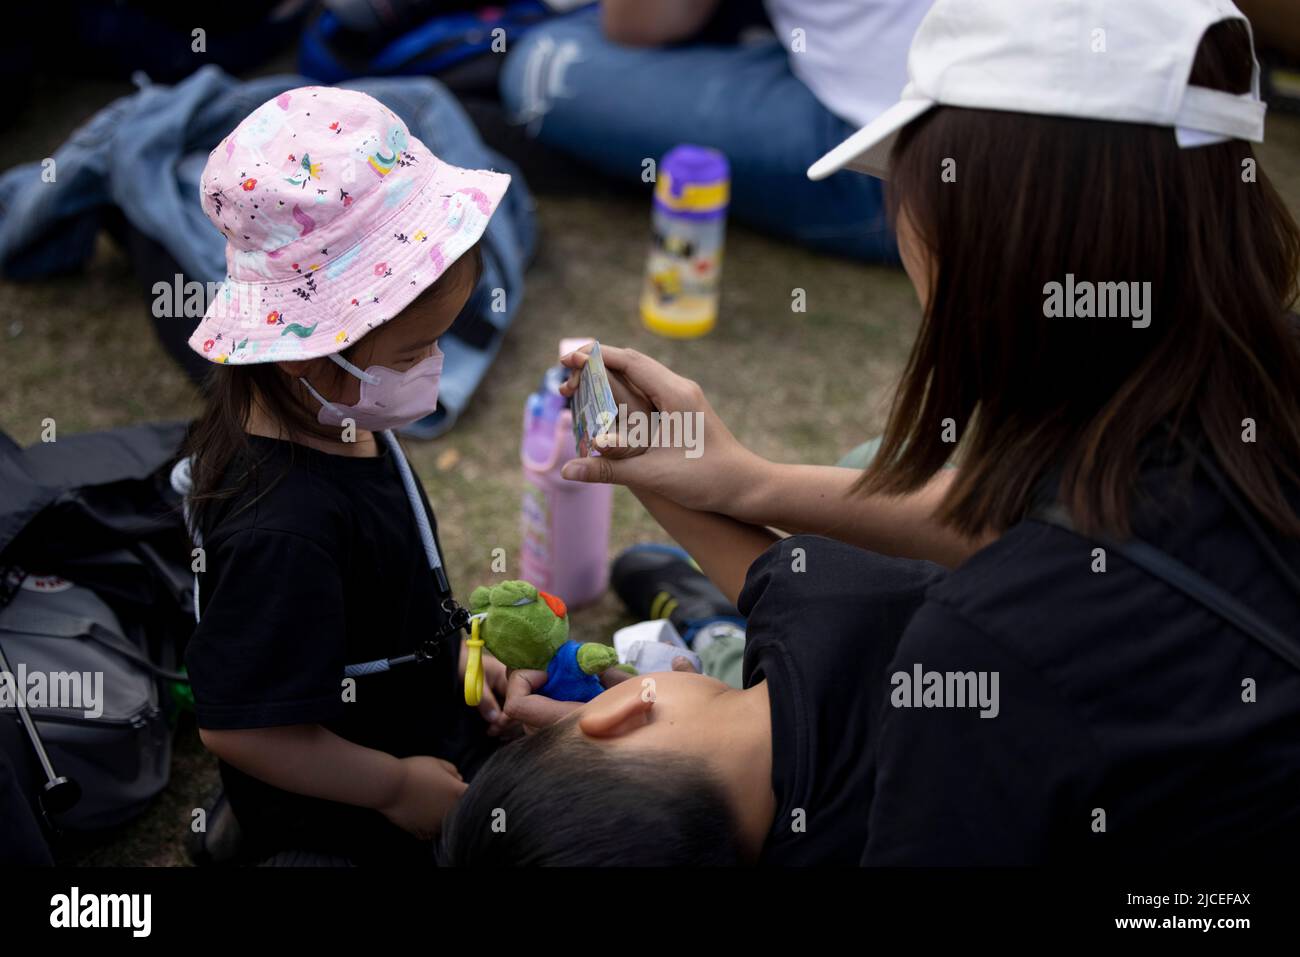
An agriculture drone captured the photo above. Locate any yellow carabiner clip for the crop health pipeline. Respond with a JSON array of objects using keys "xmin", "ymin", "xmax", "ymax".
[{"xmin": 464, "ymin": 615, "xmax": 485, "ymax": 707}]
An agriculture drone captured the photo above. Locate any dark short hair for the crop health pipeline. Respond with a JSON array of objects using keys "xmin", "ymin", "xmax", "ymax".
[{"xmin": 439, "ymin": 719, "xmax": 743, "ymax": 866}]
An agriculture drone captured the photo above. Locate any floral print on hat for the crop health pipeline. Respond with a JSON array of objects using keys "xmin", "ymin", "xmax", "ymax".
[{"xmin": 188, "ymin": 86, "xmax": 510, "ymax": 365}]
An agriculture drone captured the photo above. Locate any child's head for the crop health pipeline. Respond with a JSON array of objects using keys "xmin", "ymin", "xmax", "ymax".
[
  {"xmin": 441, "ymin": 670, "xmax": 746, "ymax": 866},
  {"xmin": 184, "ymin": 86, "xmax": 508, "ymax": 525}
]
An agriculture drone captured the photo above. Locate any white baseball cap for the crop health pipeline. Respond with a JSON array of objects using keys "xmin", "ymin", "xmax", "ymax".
[{"xmin": 808, "ymin": 0, "xmax": 1266, "ymax": 181}]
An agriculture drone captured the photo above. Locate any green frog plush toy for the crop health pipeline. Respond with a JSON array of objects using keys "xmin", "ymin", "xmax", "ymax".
[{"xmin": 465, "ymin": 580, "xmax": 620, "ymax": 704}]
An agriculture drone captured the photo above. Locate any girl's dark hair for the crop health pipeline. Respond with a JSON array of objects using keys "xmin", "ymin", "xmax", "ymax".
[
  {"xmin": 439, "ymin": 719, "xmax": 743, "ymax": 866},
  {"xmin": 860, "ymin": 19, "xmax": 1300, "ymax": 539},
  {"xmin": 184, "ymin": 244, "xmax": 483, "ymax": 537}
]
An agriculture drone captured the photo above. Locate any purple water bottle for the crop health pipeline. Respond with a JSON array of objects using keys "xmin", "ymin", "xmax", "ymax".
[
  {"xmin": 520, "ymin": 343, "xmax": 613, "ymax": 608},
  {"xmin": 641, "ymin": 144, "xmax": 730, "ymax": 338}
]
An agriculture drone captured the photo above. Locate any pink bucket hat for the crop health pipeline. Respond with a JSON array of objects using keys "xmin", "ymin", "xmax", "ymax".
[{"xmin": 188, "ymin": 86, "xmax": 510, "ymax": 365}]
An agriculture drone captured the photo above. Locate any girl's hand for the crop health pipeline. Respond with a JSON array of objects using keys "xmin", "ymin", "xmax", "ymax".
[
  {"xmin": 379, "ymin": 755, "xmax": 466, "ymax": 840},
  {"xmin": 557, "ymin": 345, "xmax": 769, "ymax": 515},
  {"xmin": 459, "ymin": 640, "xmax": 515, "ymax": 738}
]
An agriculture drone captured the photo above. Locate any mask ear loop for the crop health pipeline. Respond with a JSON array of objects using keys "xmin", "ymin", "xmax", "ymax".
[
  {"xmin": 464, "ymin": 613, "xmax": 487, "ymax": 706},
  {"xmin": 327, "ymin": 351, "xmax": 381, "ymax": 385},
  {"xmin": 298, "ymin": 375, "xmax": 346, "ymax": 419},
  {"xmin": 298, "ymin": 352, "xmax": 382, "ymax": 418}
]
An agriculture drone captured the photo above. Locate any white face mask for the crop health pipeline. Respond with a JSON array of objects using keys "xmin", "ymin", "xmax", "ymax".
[{"xmin": 300, "ymin": 344, "xmax": 444, "ymax": 432}]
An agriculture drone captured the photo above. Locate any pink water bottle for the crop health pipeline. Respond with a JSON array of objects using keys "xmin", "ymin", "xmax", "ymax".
[{"xmin": 519, "ymin": 343, "xmax": 613, "ymax": 608}]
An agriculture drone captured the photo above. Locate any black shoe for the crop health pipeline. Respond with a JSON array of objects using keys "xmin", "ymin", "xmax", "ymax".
[{"xmin": 611, "ymin": 544, "xmax": 745, "ymax": 645}]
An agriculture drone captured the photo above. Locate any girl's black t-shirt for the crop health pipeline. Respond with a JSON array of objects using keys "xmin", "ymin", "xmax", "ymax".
[{"xmin": 185, "ymin": 435, "xmax": 494, "ymax": 864}]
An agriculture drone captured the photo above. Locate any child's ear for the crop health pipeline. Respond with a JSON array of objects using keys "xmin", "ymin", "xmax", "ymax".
[{"xmin": 578, "ymin": 686, "xmax": 653, "ymax": 740}]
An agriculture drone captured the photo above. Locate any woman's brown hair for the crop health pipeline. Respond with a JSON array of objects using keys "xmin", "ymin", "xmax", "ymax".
[{"xmin": 860, "ymin": 19, "xmax": 1300, "ymax": 539}]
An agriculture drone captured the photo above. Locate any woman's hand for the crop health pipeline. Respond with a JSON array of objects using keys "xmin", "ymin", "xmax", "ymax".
[
  {"xmin": 502, "ymin": 666, "xmax": 634, "ymax": 733},
  {"xmin": 378, "ymin": 755, "xmax": 467, "ymax": 840},
  {"xmin": 559, "ymin": 342, "xmax": 656, "ymax": 427},
  {"xmin": 555, "ymin": 348, "xmax": 985, "ymax": 570},
  {"xmin": 459, "ymin": 640, "xmax": 516, "ymax": 738},
  {"xmin": 557, "ymin": 344, "xmax": 769, "ymax": 515}
]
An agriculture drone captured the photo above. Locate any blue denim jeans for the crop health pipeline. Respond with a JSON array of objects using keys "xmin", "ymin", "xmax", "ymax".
[{"xmin": 500, "ymin": 9, "xmax": 897, "ymax": 263}]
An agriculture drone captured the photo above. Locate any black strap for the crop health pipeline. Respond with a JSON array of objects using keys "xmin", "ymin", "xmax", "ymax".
[
  {"xmin": 1176, "ymin": 432, "xmax": 1300, "ymax": 598},
  {"xmin": 1035, "ymin": 503, "xmax": 1300, "ymax": 675}
]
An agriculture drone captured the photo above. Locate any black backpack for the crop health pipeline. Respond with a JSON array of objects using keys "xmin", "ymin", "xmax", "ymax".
[{"xmin": 0, "ymin": 422, "xmax": 192, "ymax": 851}]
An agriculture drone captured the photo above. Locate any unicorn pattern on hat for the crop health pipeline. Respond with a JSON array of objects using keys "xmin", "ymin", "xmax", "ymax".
[
  {"xmin": 189, "ymin": 86, "xmax": 510, "ymax": 366},
  {"xmin": 234, "ymin": 100, "xmax": 291, "ymax": 168},
  {"xmin": 358, "ymin": 125, "xmax": 410, "ymax": 178}
]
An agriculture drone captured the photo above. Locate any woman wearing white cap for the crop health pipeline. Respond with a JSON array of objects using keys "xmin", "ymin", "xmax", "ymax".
[{"xmin": 534, "ymin": 0, "xmax": 1300, "ymax": 862}]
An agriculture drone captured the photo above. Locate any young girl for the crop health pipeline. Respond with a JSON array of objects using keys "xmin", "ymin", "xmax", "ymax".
[{"xmin": 182, "ymin": 87, "xmax": 512, "ymax": 865}]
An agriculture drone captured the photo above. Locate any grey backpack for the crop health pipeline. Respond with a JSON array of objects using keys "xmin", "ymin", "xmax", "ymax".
[{"xmin": 0, "ymin": 573, "xmax": 171, "ymax": 830}]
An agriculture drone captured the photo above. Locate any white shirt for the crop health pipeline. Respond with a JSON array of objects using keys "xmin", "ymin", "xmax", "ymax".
[{"xmin": 763, "ymin": 0, "xmax": 929, "ymax": 127}]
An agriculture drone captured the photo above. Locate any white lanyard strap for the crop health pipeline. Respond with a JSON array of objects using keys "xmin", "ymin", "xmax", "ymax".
[{"xmin": 380, "ymin": 429, "xmax": 450, "ymax": 595}]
